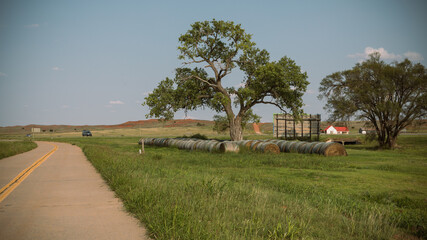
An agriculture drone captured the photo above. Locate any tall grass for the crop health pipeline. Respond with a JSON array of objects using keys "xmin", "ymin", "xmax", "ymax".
[
  {"xmin": 0, "ymin": 140, "xmax": 37, "ymax": 159},
  {"xmin": 50, "ymin": 136, "xmax": 426, "ymax": 239}
]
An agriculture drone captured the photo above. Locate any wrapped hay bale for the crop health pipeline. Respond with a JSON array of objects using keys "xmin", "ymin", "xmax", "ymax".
[
  {"xmin": 144, "ymin": 138, "xmax": 155, "ymax": 145},
  {"xmin": 284, "ymin": 141, "xmax": 297, "ymax": 152},
  {"xmin": 196, "ymin": 141, "xmax": 209, "ymax": 151},
  {"xmin": 318, "ymin": 142, "xmax": 347, "ymax": 156},
  {"xmin": 221, "ymin": 141, "xmax": 240, "ymax": 153},
  {"xmin": 191, "ymin": 140, "xmax": 204, "ymax": 150},
  {"xmin": 301, "ymin": 142, "xmax": 318, "ymax": 154},
  {"xmin": 208, "ymin": 142, "xmax": 223, "ymax": 152},
  {"xmin": 296, "ymin": 142, "xmax": 309, "ymax": 153},
  {"xmin": 255, "ymin": 142, "xmax": 280, "ymax": 154},
  {"xmin": 239, "ymin": 140, "xmax": 255, "ymax": 149},
  {"xmin": 168, "ymin": 139, "xmax": 179, "ymax": 147},
  {"xmin": 288, "ymin": 142, "xmax": 302, "ymax": 152},
  {"xmin": 250, "ymin": 141, "xmax": 262, "ymax": 151},
  {"xmin": 276, "ymin": 140, "xmax": 288, "ymax": 152},
  {"xmin": 311, "ymin": 142, "xmax": 324, "ymax": 154},
  {"xmin": 184, "ymin": 141, "xmax": 196, "ymax": 150}
]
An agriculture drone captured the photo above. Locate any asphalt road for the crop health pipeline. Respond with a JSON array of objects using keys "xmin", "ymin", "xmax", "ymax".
[{"xmin": 0, "ymin": 141, "xmax": 149, "ymax": 240}]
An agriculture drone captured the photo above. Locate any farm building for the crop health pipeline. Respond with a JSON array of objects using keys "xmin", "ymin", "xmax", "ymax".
[
  {"xmin": 359, "ymin": 127, "xmax": 375, "ymax": 134},
  {"xmin": 273, "ymin": 113, "xmax": 321, "ymax": 140},
  {"xmin": 324, "ymin": 126, "xmax": 349, "ymax": 134}
]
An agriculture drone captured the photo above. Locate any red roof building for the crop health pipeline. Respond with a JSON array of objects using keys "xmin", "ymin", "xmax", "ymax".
[{"xmin": 325, "ymin": 125, "xmax": 349, "ymax": 134}]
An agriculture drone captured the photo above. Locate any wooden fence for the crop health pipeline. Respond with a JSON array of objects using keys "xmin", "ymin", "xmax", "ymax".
[{"xmin": 273, "ymin": 114, "xmax": 321, "ymax": 141}]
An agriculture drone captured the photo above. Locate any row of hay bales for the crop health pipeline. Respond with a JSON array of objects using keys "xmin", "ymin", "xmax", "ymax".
[
  {"xmin": 141, "ymin": 138, "xmax": 239, "ymax": 153},
  {"xmin": 140, "ymin": 138, "xmax": 347, "ymax": 156},
  {"xmin": 235, "ymin": 139, "xmax": 347, "ymax": 156}
]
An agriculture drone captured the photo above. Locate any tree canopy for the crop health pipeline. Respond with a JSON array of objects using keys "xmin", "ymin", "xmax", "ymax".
[
  {"xmin": 319, "ymin": 53, "xmax": 427, "ymax": 148},
  {"xmin": 144, "ymin": 19, "xmax": 308, "ymax": 140}
]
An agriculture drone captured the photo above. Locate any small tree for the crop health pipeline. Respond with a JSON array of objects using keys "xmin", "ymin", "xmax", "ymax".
[
  {"xmin": 144, "ymin": 20, "xmax": 308, "ymax": 140},
  {"xmin": 319, "ymin": 53, "xmax": 427, "ymax": 148}
]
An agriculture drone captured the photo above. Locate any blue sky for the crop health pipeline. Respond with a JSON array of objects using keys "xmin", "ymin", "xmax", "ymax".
[{"xmin": 1, "ymin": 0, "xmax": 426, "ymax": 126}]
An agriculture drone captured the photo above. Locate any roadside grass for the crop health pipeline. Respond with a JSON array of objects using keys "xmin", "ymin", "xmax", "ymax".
[
  {"xmin": 0, "ymin": 140, "xmax": 37, "ymax": 160},
  {"xmin": 44, "ymin": 135, "xmax": 426, "ymax": 239}
]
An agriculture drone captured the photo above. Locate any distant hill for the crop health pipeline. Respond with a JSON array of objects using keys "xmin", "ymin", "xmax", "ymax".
[{"xmin": 0, "ymin": 119, "xmax": 215, "ymax": 135}]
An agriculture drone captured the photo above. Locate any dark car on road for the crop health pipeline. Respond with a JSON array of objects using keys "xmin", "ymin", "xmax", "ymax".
[{"xmin": 82, "ymin": 130, "xmax": 92, "ymax": 136}]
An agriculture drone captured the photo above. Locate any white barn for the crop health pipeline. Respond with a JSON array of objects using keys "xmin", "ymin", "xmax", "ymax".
[{"xmin": 325, "ymin": 125, "xmax": 349, "ymax": 135}]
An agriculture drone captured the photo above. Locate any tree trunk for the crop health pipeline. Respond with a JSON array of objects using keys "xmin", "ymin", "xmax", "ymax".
[
  {"xmin": 387, "ymin": 136, "xmax": 398, "ymax": 149},
  {"xmin": 378, "ymin": 130, "xmax": 399, "ymax": 149},
  {"xmin": 229, "ymin": 117, "xmax": 243, "ymax": 141}
]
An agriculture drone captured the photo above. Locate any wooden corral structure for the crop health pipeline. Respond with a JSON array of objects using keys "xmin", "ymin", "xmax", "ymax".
[{"xmin": 273, "ymin": 113, "xmax": 321, "ymax": 141}]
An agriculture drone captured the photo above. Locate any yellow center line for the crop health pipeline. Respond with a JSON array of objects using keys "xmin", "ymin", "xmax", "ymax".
[{"xmin": 0, "ymin": 143, "xmax": 58, "ymax": 203}]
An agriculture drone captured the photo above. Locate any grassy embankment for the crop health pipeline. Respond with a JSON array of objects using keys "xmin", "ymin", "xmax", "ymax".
[
  {"xmin": 0, "ymin": 140, "xmax": 37, "ymax": 160},
  {"xmin": 46, "ymin": 134, "xmax": 426, "ymax": 240}
]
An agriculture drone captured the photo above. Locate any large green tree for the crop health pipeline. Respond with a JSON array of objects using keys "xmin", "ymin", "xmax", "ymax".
[
  {"xmin": 319, "ymin": 53, "xmax": 427, "ymax": 149},
  {"xmin": 144, "ymin": 20, "xmax": 308, "ymax": 140}
]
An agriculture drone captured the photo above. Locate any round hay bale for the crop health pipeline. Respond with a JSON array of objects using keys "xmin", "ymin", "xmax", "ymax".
[
  {"xmin": 255, "ymin": 142, "xmax": 280, "ymax": 154},
  {"xmin": 207, "ymin": 142, "xmax": 220, "ymax": 152},
  {"xmin": 276, "ymin": 140, "xmax": 288, "ymax": 152},
  {"xmin": 235, "ymin": 140, "xmax": 251, "ymax": 148},
  {"xmin": 167, "ymin": 139, "xmax": 175, "ymax": 147},
  {"xmin": 196, "ymin": 141, "xmax": 209, "ymax": 151},
  {"xmin": 288, "ymin": 142, "xmax": 303, "ymax": 152},
  {"xmin": 320, "ymin": 142, "xmax": 348, "ymax": 156},
  {"xmin": 296, "ymin": 142, "xmax": 309, "ymax": 153},
  {"xmin": 242, "ymin": 140, "xmax": 254, "ymax": 149},
  {"xmin": 191, "ymin": 140, "xmax": 204, "ymax": 150},
  {"xmin": 220, "ymin": 141, "xmax": 239, "ymax": 153},
  {"xmin": 162, "ymin": 138, "xmax": 170, "ymax": 146},
  {"xmin": 148, "ymin": 138, "xmax": 155, "ymax": 145},
  {"xmin": 177, "ymin": 140, "xmax": 189, "ymax": 149},
  {"xmin": 302, "ymin": 142, "xmax": 317, "ymax": 154},
  {"xmin": 169, "ymin": 139, "xmax": 179, "ymax": 147},
  {"xmin": 205, "ymin": 141, "xmax": 216, "ymax": 151},
  {"xmin": 198, "ymin": 140, "xmax": 216, "ymax": 151},
  {"xmin": 184, "ymin": 141, "xmax": 195, "ymax": 150},
  {"xmin": 284, "ymin": 141, "xmax": 296, "ymax": 152},
  {"xmin": 317, "ymin": 142, "xmax": 335, "ymax": 154},
  {"xmin": 311, "ymin": 142, "xmax": 324, "ymax": 154},
  {"xmin": 250, "ymin": 141, "xmax": 262, "ymax": 151}
]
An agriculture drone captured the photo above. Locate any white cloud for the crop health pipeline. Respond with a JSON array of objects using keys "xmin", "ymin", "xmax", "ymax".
[
  {"xmin": 403, "ymin": 51, "xmax": 424, "ymax": 61},
  {"xmin": 0, "ymin": 72, "xmax": 6, "ymax": 77},
  {"xmin": 306, "ymin": 89, "xmax": 316, "ymax": 94},
  {"xmin": 52, "ymin": 66, "xmax": 64, "ymax": 71},
  {"xmin": 25, "ymin": 24, "xmax": 39, "ymax": 28},
  {"xmin": 60, "ymin": 105, "xmax": 70, "ymax": 109},
  {"xmin": 109, "ymin": 100, "xmax": 124, "ymax": 105},
  {"xmin": 142, "ymin": 91, "xmax": 152, "ymax": 96},
  {"xmin": 348, "ymin": 47, "xmax": 423, "ymax": 62},
  {"xmin": 348, "ymin": 47, "xmax": 400, "ymax": 61}
]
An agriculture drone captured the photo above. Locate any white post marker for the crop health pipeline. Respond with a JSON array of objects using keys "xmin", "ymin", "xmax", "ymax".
[{"xmin": 140, "ymin": 139, "xmax": 145, "ymax": 154}]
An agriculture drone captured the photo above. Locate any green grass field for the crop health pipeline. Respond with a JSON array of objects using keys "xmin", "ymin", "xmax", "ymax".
[
  {"xmin": 42, "ymin": 134, "xmax": 426, "ymax": 240},
  {"xmin": 0, "ymin": 140, "xmax": 37, "ymax": 160}
]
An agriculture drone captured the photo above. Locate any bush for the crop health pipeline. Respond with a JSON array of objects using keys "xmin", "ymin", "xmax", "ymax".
[
  {"xmin": 190, "ymin": 133, "xmax": 208, "ymax": 140},
  {"xmin": 364, "ymin": 131, "xmax": 377, "ymax": 143}
]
